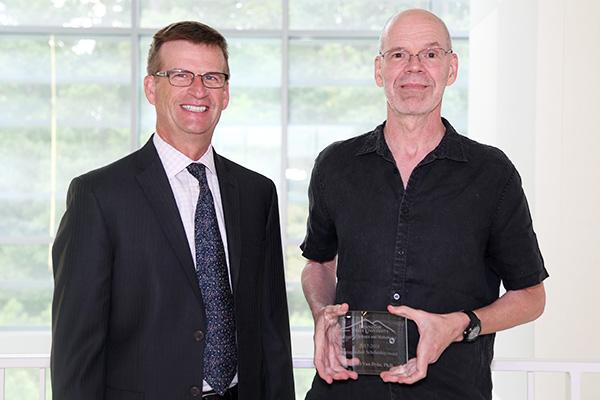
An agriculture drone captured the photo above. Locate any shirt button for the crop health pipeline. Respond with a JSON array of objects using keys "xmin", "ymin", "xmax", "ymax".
[
  {"xmin": 193, "ymin": 330, "xmax": 204, "ymax": 342},
  {"xmin": 190, "ymin": 386, "xmax": 202, "ymax": 397},
  {"xmin": 393, "ymin": 292, "xmax": 401, "ymax": 301}
]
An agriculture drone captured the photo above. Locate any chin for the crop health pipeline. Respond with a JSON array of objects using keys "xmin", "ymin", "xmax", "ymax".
[{"xmin": 392, "ymin": 106, "xmax": 432, "ymax": 116}]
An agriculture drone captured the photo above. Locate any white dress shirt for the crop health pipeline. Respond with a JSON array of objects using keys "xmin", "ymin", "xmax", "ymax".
[{"xmin": 153, "ymin": 133, "xmax": 237, "ymax": 392}]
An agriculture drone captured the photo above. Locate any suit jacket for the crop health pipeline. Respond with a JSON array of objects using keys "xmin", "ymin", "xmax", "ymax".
[{"xmin": 51, "ymin": 137, "xmax": 295, "ymax": 400}]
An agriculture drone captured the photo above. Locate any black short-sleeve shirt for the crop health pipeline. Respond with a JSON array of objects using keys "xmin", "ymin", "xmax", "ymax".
[{"xmin": 301, "ymin": 119, "xmax": 548, "ymax": 400}]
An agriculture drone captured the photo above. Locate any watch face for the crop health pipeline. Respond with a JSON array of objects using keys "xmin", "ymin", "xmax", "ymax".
[{"xmin": 467, "ymin": 325, "xmax": 481, "ymax": 341}]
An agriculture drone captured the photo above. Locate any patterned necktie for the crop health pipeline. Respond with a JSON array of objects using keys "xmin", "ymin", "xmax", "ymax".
[{"xmin": 187, "ymin": 163, "xmax": 237, "ymax": 395}]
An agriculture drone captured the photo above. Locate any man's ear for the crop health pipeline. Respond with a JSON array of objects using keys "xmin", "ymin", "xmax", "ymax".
[
  {"xmin": 222, "ymin": 81, "xmax": 230, "ymax": 110},
  {"xmin": 143, "ymin": 75, "xmax": 157, "ymax": 105},
  {"xmin": 446, "ymin": 53, "xmax": 458, "ymax": 86},
  {"xmin": 374, "ymin": 55, "xmax": 384, "ymax": 88}
]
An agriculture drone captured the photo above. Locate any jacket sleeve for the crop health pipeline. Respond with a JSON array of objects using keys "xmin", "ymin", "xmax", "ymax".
[
  {"xmin": 51, "ymin": 176, "xmax": 112, "ymax": 400},
  {"xmin": 260, "ymin": 182, "xmax": 295, "ymax": 399}
]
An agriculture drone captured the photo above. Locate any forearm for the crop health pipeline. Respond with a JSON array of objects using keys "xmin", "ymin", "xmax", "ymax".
[
  {"xmin": 475, "ymin": 282, "xmax": 546, "ymax": 335},
  {"xmin": 301, "ymin": 259, "xmax": 337, "ymax": 319}
]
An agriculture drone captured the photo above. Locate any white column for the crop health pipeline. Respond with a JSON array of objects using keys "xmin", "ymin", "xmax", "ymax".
[
  {"xmin": 469, "ymin": 1, "xmax": 540, "ymax": 398},
  {"xmin": 534, "ymin": 0, "xmax": 600, "ymax": 399}
]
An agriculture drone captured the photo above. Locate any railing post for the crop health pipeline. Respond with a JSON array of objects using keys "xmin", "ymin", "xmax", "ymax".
[
  {"xmin": 527, "ymin": 371, "xmax": 535, "ymax": 400},
  {"xmin": 39, "ymin": 367, "xmax": 46, "ymax": 400},
  {"xmin": 0, "ymin": 368, "xmax": 5, "ymax": 400},
  {"xmin": 570, "ymin": 371, "xmax": 582, "ymax": 400}
]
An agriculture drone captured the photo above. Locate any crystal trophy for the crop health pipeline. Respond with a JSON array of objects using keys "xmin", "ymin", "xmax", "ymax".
[{"xmin": 339, "ymin": 310, "xmax": 408, "ymax": 375}]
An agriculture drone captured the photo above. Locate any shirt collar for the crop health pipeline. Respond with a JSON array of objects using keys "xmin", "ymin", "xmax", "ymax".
[
  {"xmin": 152, "ymin": 133, "xmax": 217, "ymax": 178},
  {"xmin": 356, "ymin": 122, "xmax": 390, "ymax": 159},
  {"xmin": 356, "ymin": 118, "xmax": 468, "ymax": 163}
]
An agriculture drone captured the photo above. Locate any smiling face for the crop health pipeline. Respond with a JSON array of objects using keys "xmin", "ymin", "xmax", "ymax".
[
  {"xmin": 144, "ymin": 40, "xmax": 229, "ymax": 153},
  {"xmin": 375, "ymin": 10, "xmax": 458, "ymax": 119}
]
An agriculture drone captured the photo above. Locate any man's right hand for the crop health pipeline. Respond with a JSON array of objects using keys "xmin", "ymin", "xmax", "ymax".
[{"xmin": 313, "ymin": 303, "xmax": 359, "ymax": 384}]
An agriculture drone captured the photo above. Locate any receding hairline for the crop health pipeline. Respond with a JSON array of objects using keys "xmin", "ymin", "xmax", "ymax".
[{"xmin": 378, "ymin": 9, "xmax": 452, "ymax": 52}]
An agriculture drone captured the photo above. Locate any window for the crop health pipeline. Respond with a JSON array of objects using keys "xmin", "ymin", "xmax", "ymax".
[{"xmin": 0, "ymin": 1, "xmax": 469, "ymax": 397}]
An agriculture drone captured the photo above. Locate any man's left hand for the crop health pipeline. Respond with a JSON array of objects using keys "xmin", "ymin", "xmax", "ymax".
[{"xmin": 380, "ymin": 304, "xmax": 467, "ymax": 384}]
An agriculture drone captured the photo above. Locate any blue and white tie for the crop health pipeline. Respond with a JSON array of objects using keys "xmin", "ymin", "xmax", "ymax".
[{"xmin": 187, "ymin": 163, "xmax": 237, "ymax": 395}]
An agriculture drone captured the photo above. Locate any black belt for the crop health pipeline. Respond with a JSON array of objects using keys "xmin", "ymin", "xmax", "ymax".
[{"xmin": 202, "ymin": 385, "xmax": 238, "ymax": 399}]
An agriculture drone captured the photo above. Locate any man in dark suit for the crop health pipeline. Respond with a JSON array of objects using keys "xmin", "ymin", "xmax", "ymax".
[{"xmin": 51, "ymin": 21, "xmax": 295, "ymax": 400}]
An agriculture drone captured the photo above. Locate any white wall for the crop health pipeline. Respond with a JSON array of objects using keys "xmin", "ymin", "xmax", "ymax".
[
  {"xmin": 534, "ymin": 0, "xmax": 600, "ymax": 398},
  {"xmin": 469, "ymin": 1, "xmax": 539, "ymax": 398},
  {"xmin": 470, "ymin": 0, "xmax": 600, "ymax": 399}
]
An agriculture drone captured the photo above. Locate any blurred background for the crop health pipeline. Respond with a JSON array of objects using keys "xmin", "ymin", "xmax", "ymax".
[{"xmin": 1, "ymin": 0, "xmax": 598, "ymax": 399}]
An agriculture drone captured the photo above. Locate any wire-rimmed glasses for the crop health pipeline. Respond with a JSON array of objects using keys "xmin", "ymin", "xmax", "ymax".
[
  {"xmin": 153, "ymin": 69, "xmax": 229, "ymax": 88},
  {"xmin": 378, "ymin": 47, "xmax": 453, "ymax": 67}
]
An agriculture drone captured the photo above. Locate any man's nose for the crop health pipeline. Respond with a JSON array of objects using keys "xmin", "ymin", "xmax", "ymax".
[
  {"xmin": 406, "ymin": 54, "xmax": 424, "ymax": 71},
  {"xmin": 188, "ymin": 75, "xmax": 209, "ymax": 96}
]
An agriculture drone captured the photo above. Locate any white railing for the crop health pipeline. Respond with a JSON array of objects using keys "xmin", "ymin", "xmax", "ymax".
[
  {"xmin": 1, "ymin": 355, "xmax": 599, "ymax": 400},
  {"xmin": 491, "ymin": 359, "xmax": 600, "ymax": 400},
  {"xmin": 0, "ymin": 354, "xmax": 49, "ymax": 400}
]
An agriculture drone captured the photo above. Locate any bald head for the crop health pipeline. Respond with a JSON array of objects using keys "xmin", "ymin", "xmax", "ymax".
[{"xmin": 379, "ymin": 9, "xmax": 452, "ymax": 52}]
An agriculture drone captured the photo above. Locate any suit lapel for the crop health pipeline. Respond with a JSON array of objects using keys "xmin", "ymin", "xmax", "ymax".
[
  {"xmin": 214, "ymin": 151, "xmax": 242, "ymax": 295},
  {"xmin": 134, "ymin": 138, "xmax": 203, "ymax": 304}
]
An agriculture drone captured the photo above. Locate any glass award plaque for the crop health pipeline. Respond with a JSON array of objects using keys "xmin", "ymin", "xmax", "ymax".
[{"xmin": 339, "ymin": 311, "xmax": 408, "ymax": 375}]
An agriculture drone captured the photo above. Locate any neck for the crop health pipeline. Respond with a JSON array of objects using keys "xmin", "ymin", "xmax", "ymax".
[
  {"xmin": 155, "ymin": 129, "xmax": 212, "ymax": 161},
  {"xmin": 384, "ymin": 113, "xmax": 445, "ymax": 162}
]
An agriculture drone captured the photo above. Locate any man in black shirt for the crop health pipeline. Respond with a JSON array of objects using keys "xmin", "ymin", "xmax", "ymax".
[{"xmin": 300, "ymin": 9, "xmax": 548, "ymax": 400}]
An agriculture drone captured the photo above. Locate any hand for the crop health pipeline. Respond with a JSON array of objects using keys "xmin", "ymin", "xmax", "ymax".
[
  {"xmin": 312, "ymin": 303, "xmax": 359, "ymax": 384},
  {"xmin": 380, "ymin": 305, "xmax": 466, "ymax": 384}
]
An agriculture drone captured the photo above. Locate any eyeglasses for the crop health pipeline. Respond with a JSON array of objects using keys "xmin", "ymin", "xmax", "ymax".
[
  {"xmin": 378, "ymin": 47, "xmax": 453, "ymax": 67},
  {"xmin": 153, "ymin": 69, "xmax": 229, "ymax": 88}
]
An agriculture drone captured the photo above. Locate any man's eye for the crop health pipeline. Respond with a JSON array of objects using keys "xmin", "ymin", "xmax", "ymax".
[
  {"xmin": 204, "ymin": 74, "xmax": 218, "ymax": 81},
  {"xmin": 391, "ymin": 52, "xmax": 407, "ymax": 59},
  {"xmin": 171, "ymin": 72, "xmax": 191, "ymax": 79},
  {"xmin": 425, "ymin": 51, "xmax": 438, "ymax": 58}
]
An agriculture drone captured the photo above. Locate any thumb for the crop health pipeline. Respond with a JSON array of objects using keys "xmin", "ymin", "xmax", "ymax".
[{"xmin": 388, "ymin": 304, "xmax": 419, "ymax": 320}]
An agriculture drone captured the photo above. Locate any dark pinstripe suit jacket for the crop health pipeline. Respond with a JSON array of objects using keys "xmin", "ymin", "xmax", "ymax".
[{"xmin": 51, "ymin": 136, "xmax": 294, "ymax": 400}]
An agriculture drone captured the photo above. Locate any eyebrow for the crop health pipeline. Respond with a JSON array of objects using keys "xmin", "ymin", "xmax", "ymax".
[{"xmin": 383, "ymin": 41, "xmax": 444, "ymax": 52}]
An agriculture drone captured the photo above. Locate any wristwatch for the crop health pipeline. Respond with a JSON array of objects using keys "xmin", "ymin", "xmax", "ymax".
[{"xmin": 462, "ymin": 310, "xmax": 481, "ymax": 342}]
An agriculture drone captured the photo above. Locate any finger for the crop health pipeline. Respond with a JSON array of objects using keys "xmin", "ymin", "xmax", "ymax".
[
  {"xmin": 325, "ymin": 348, "xmax": 358, "ymax": 381},
  {"xmin": 380, "ymin": 369, "xmax": 412, "ymax": 383},
  {"xmin": 400, "ymin": 357, "xmax": 428, "ymax": 384},
  {"xmin": 325, "ymin": 303, "xmax": 349, "ymax": 318},
  {"xmin": 331, "ymin": 369, "xmax": 358, "ymax": 381},
  {"xmin": 335, "ymin": 350, "xmax": 352, "ymax": 367},
  {"xmin": 326, "ymin": 338, "xmax": 359, "ymax": 380},
  {"xmin": 387, "ymin": 304, "xmax": 419, "ymax": 320},
  {"xmin": 386, "ymin": 364, "xmax": 409, "ymax": 375},
  {"xmin": 340, "ymin": 356, "xmax": 360, "ymax": 367},
  {"xmin": 314, "ymin": 342, "xmax": 335, "ymax": 382},
  {"xmin": 326, "ymin": 338, "xmax": 346, "ymax": 371},
  {"xmin": 380, "ymin": 358, "xmax": 417, "ymax": 382}
]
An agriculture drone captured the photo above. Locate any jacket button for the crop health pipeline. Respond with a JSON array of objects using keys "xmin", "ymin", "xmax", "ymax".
[
  {"xmin": 193, "ymin": 330, "xmax": 204, "ymax": 341},
  {"xmin": 190, "ymin": 386, "xmax": 202, "ymax": 397},
  {"xmin": 392, "ymin": 292, "xmax": 401, "ymax": 301}
]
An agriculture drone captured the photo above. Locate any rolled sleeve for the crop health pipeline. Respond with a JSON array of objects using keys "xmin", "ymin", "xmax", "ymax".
[
  {"xmin": 487, "ymin": 167, "xmax": 549, "ymax": 290},
  {"xmin": 300, "ymin": 156, "xmax": 338, "ymax": 262}
]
